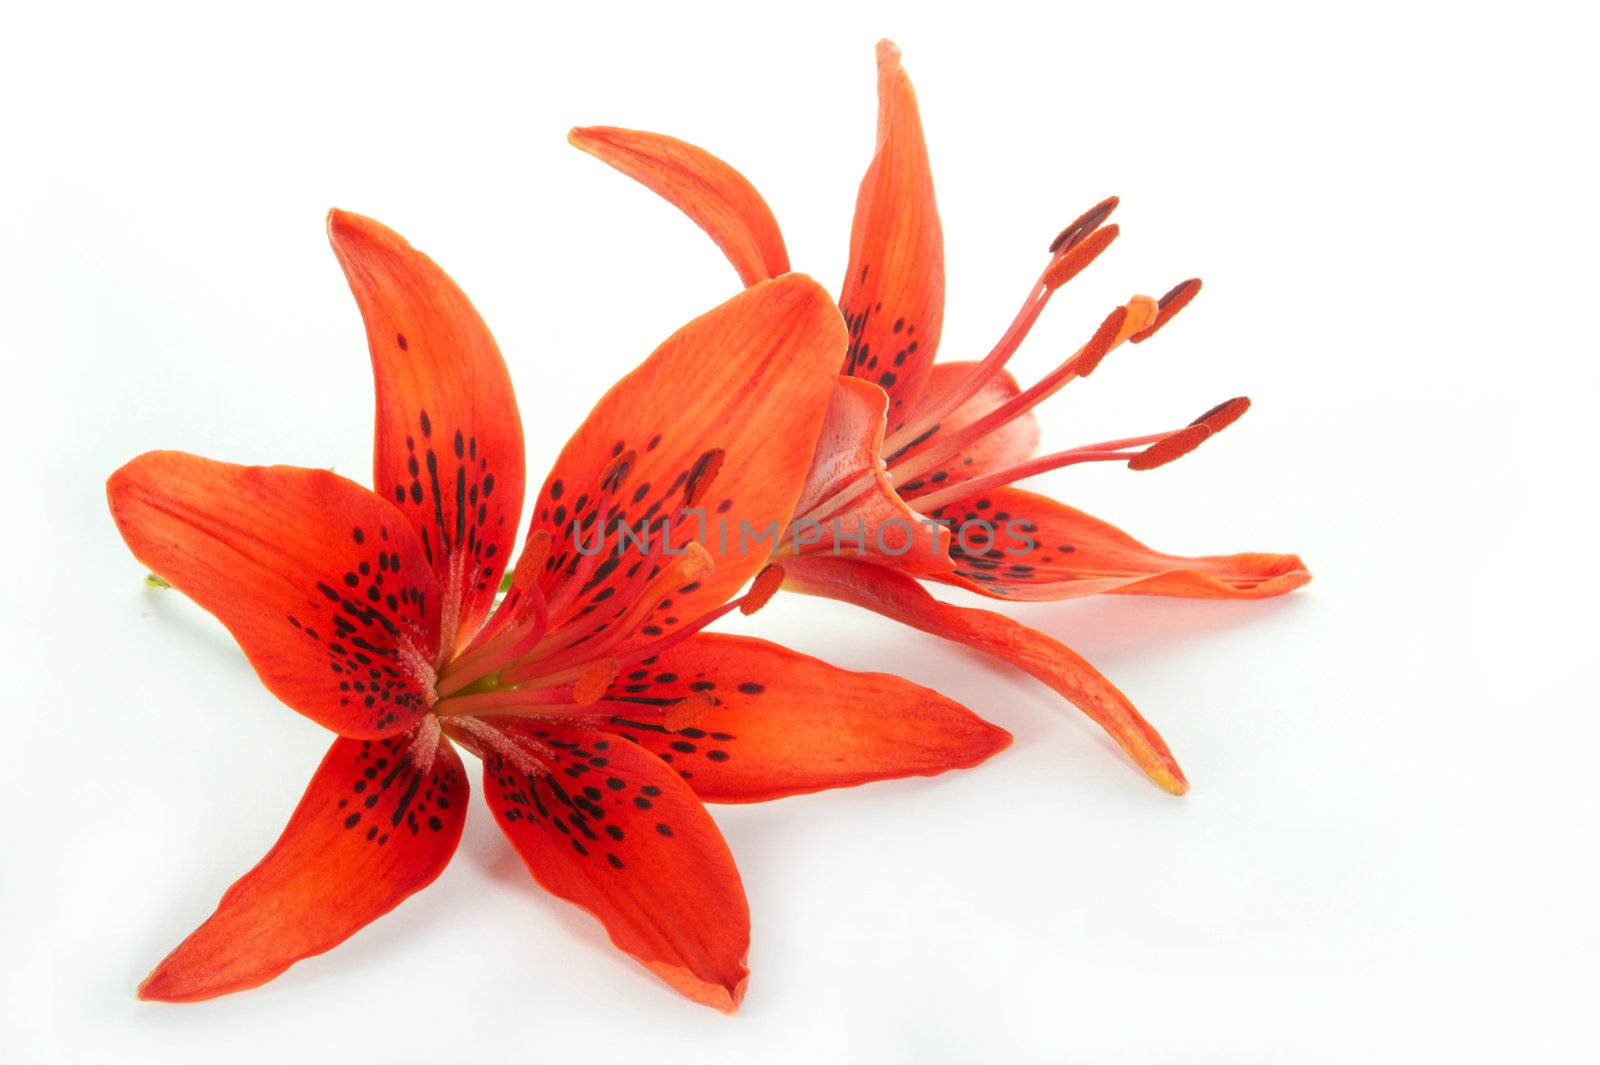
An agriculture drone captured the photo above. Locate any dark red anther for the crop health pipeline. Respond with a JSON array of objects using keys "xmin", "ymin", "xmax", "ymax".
[
  {"xmin": 683, "ymin": 448, "xmax": 725, "ymax": 507},
  {"xmin": 1129, "ymin": 279, "xmax": 1202, "ymax": 343},
  {"xmin": 573, "ymin": 658, "xmax": 618, "ymax": 706},
  {"xmin": 1190, "ymin": 396, "xmax": 1251, "ymax": 434},
  {"xmin": 1072, "ymin": 306, "xmax": 1131, "ymax": 378},
  {"xmin": 740, "ymin": 563, "xmax": 785, "ymax": 615},
  {"xmin": 1128, "ymin": 425, "xmax": 1212, "ymax": 471},
  {"xmin": 1048, "ymin": 196, "xmax": 1120, "ymax": 254},
  {"xmin": 1043, "ymin": 225, "xmax": 1119, "ymax": 291},
  {"xmin": 1043, "ymin": 223, "xmax": 1120, "ymax": 291},
  {"xmin": 600, "ymin": 448, "xmax": 638, "ymax": 492}
]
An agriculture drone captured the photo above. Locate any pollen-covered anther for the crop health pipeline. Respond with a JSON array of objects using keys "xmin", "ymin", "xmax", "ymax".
[
  {"xmin": 1191, "ymin": 395, "xmax": 1251, "ymax": 434},
  {"xmin": 664, "ymin": 691, "xmax": 716, "ymax": 731},
  {"xmin": 450, "ymin": 715, "xmax": 549, "ymax": 776},
  {"xmin": 1043, "ymin": 223, "xmax": 1120, "ymax": 291},
  {"xmin": 740, "ymin": 564, "xmax": 785, "ymax": 616},
  {"xmin": 411, "ymin": 712, "xmax": 442, "ymax": 774},
  {"xmin": 673, "ymin": 541, "xmax": 715, "ymax": 584},
  {"xmin": 573, "ymin": 658, "xmax": 618, "ymax": 706},
  {"xmin": 600, "ymin": 448, "xmax": 638, "ymax": 493},
  {"xmin": 1129, "ymin": 278, "xmax": 1202, "ymax": 343},
  {"xmin": 1048, "ymin": 195, "xmax": 1120, "ymax": 254},
  {"xmin": 1072, "ymin": 305, "xmax": 1133, "ymax": 378},
  {"xmin": 1128, "ymin": 424, "xmax": 1213, "ymax": 471},
  {"xmin": 683, "ymin": 448, "xmax": 726, "ymax": 507},
  {"xmin": 396, "ymin": 636, "xmax": 439, "ymax": 706},
  {"xmin": 518, "ymin": 528, "xmax": 551, "ymax": 581}
]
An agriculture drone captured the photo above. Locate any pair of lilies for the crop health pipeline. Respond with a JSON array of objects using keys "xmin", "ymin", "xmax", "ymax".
[{"xmin": 110, "ymin": 41, "xmax": 1308, "ymax": 1011}]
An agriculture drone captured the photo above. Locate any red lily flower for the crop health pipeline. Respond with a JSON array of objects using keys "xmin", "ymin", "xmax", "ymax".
[
  {"xmin": 107, "ymin": 211, "xmax": 1009, "ymax": 1010},
  {"xmin": 569, "ymin": 39, "xmax": 1309, "ymax": 795}
]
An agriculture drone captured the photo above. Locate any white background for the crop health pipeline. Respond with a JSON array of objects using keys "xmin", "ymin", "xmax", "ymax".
[{"xmin": 3, "ymin": 1, "xmax": 1595, "ymax": 1061}]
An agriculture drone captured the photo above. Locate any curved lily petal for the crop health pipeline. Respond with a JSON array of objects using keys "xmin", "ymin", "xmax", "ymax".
[
  {"xmin": 482, "ymin": 720, "xmax": 749, "ymax": 1011},
  {"xmin": 927, "ymin": 486, "xmax": 1312, "ymax": 601},
  {"xmin": 783, "ymin": 554, "xmax": 1188, "ymax": 795},
  {"xmin": 890, "ymin": 360, "xmax": 1040, "ymax": 485},
  {"xmin": 791, "ymin": 375, "xmax": 949, "ymax": 572},
  {"xmin": 107, "ymin": 452, "xmax": 440, "ymax": 738},
  {"xmin": 328, "ymin": 210, "xmax": 526, "ymax": 655},
  {"xmin": 568, "ymin": 126, "xmax": 789, "ymax": 287},
  {"xmin": 840, "ymin": 39, "xmax": 945, "ymax": 429},
  {"xmin": 599, "ymin": 632, "xmax": 1010, "ymax": 802},
  {"xmin": 139, "ymin": 728, "xmax": 467, "ymax": 1001},
  {"xmin": 528, "ymin": 274, "xmax": 845, "ymax": 650}
]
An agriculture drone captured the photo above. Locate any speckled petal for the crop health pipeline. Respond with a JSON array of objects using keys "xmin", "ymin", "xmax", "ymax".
[
  {"xmin": 108, "ymin": 452, "xmax": 440, "ymax": 738},
  {"xmin": 481, "ymin": 720, "xmax": 750, "ymax": 1011},
  {"xmin": 569, "ymin": 126, "xmax": 790, "ymax": 287},
  {"xmin": 138, "ymin": 728, "xmax": 466, "ymax": 1002},
  {"xmin": 329, "ymin": 210, "xmax": 525, "ymax": 654},
  {"xmin": 598, "ymin": 632, "xmax": 1010, "ymax": 802},
  {"xmin": 526, "ymin": 274, "xmax": 845, "ymax": 654},
  {"xmin": 927, "ymin": 486, "xmax": 1312, "ymax": 602},
  {"xmin": 839, "ymin": 40, "xmax": 945, "ymax": 430}
]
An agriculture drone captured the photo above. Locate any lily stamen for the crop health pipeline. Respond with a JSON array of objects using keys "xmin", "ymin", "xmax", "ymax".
[
  {"xmin": 462, "ymin": 529, "xmax": 552, "ymax": 656},
  {"xmin": 603, "ymin": 563, "xmax": 785, "ymax": 670},
  {"xmin": 901, "ymin": 400, "xmax": 1247, "ymax": 514},
  {"xmin": 883, "ymin": 198, "xmax": 1121, "ymax": 453},
  {"xmin": 447, "ymin": 714, "xmax": 552, "ymax": 777},
  {"xmin": 518, "ymin": 564, "xmax": 771, "ymax": 690},
  {"xmin": 539, "ymin": 449, "xmax": 637, "ymax": 622},
  {"xmin": 437, "ymin": 456, "xmax": 641, "ymax": 697},
  {"xmin": 888, "ymin": 297, "xmax": 1155, "ymax": 488},
  {"xmin": 533, "ymin": 448, "xmax": 727, "ymax": 659},
  {"xmin": 442, "ymin": 565, "xmax": 781, "ymax": 731},
  {"xmin": 436, "ymin": 589, "xmax": 553, "ymax": 698},
  {"xmin": 508, "ymin": 542, "xmax": 717, "ymax": 682},
  {"xmin": 434, "ymin": 686, "xmax": 577, "ymax": 717}
]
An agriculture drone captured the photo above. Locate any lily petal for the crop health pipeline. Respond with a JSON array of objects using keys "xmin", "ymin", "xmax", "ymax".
[
  {"xmin": 791, "ymin": 375, "xmax": 950, "ymax": 572},
  {"xmin": 927, "ymin": 486, "xmax": 1312, "ymax": 601},
  {"xmin": 568, "ymin": 126, "xmax": 790, "ymax": 287},
  {"xmin": 139, "ymin": 728, "xmax": 467, "ymax": 1002},
  {"xmin": 599, "ymin": 632, "xmax": 1011, "ymax": 802},
  {"xmin": 530, "ymin": 274, "xmax": 845, "ymax": 646},
  {"xmin": 784, "ymin": 554, "xmax": 1189, "ymax": 795},
  {"xmin": 840, "ymin": 40, "xmax": 945, "ymax": 430},
  {"xmin": 108, "ymin": 452, "xmax": 440, "ymax": 738},
  {"xmin": 482, "ymin": 720, "xmax": 749, "ymax": 1011},
  {"xmin": 891, "ymin": 361, "xmax": 1040, "ymax": 484},
  {"xmin": 328, "ymin": 210, "xmax": 525, "ymax": 654}
]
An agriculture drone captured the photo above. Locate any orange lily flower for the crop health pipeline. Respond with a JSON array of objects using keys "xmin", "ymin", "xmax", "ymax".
[
  {"xmin": 570, "ymin": 40, "xmax": 1309, "ymax": 795},
  {"xmin": 108, "ymin": 211, "xmax": 1009, "ymax": 1010}
]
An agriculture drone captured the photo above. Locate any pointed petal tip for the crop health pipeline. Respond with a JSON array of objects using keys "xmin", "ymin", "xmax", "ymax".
[
  {"xmin": 135, "ymin": 963, "xmax": 238, "ymax": 1005},
  {"xmin": 324, "ymin": 206, "xmax": 361, "ymax": 237},
  {"xmin": 644, "ymin": 959, "xmax": 749, "ymax": 1014},
  {"xmin": 958, "ymin": 716, "xmax": 1015, "ymax": 770},
  {"xmin": 1256, "ymin": 554, "xmax": 1314, "ymax": 591},
  {"xmin": 134, "ymin": 963, "xmax": 202, "ymax": 1004},
  {"xmin": 324, "ymin": 209, "xmax": 412, "ymax": 261},
  {"xmin": 1154, "ymin": 765, "xmax": 1190, "ymax": 796},
  {"xmin": 753, "ymin": 270, "xmax": 830, "ymax": 307},
  {"xmin": 985, "ymin": 720, "xmax": 1016, "ymax": 758},
  {"xmin": 324, "ymin": 207, "xmax": 390, "ymax": 258},
  {"xmin": 875, "ymin": 38, "xmax": 901, "ymax": 64},
  {"xmin": 566, "ymin": 125, "xmax": 606, "ymax": 152}
]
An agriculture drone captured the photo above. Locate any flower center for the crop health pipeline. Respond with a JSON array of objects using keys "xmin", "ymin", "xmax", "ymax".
[
  {"xmin": 420, "ymin": 452, "xmax": 783, "ymax": 735},
  {"xmin": 798, "ymin": 197, "xmax": 1247, "ymax": 533}
]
